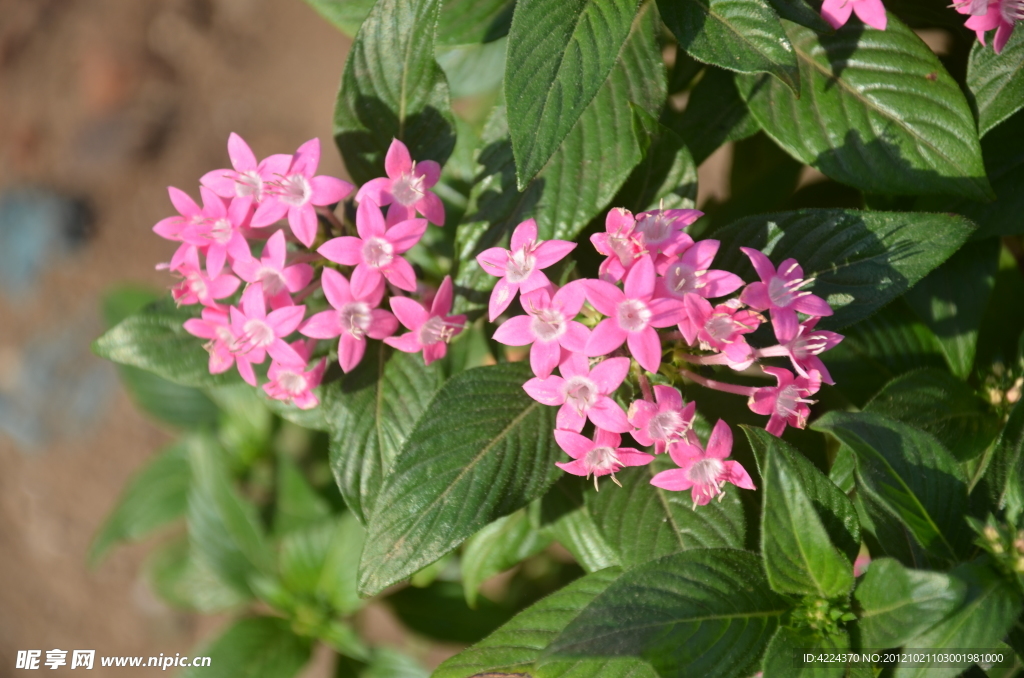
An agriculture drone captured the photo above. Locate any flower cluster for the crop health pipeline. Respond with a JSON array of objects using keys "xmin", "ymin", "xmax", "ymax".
[{"xmin": 154, "ymin": 134, "xmax": 456, "ymax": 410}]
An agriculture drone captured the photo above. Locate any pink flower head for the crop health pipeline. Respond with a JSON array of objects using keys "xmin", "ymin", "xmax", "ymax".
[
  {"xmin": 385, "ymin": 276, "xmax": 466, "ymax": 365},
  {"xmin": 628, "ymin": 385, "xmax": 697, "ymax": 454},
  {"xmin": 170, "ymin": 246, "xmax": 241, "ymax": 306},
  {"xmin": 232, "ymin": 230, "xmax": 314, "ymax": 310},
  {"xmin": 554, "ymin": 428, "xmax": 653, "ymax": 491},
  {"xmin": 650, "ymin": 419, "xmax": 755, "ymax": 509},
  {"xmin": 355, "ymin": 138, "xmax": 445, "ymax": 226},
  {"xmin": 959, "ymin": 0, "xmax": 1019, "ymax": 52},
  {"xmin": 679, "ymin": 296, "xmax": 764, "ymax": 370},
  {"xmin": 777, "ymin": 317, "xmax": 843, "ymax": 385},
  {"xmin": 748, "ymin": 366, "xmax": 822, "ymax": 437},
  {"xmin": 263, "ymin": 340, "xmax": 326, "ymax": 410},
  {"xmin": 584, "ymin": 256, "xmax": 686, "ymax": 373},
  {"xmin": 523, "ymin": 354, "xmax": 631, "ymax": 433},
  {"xmin": 590, "ymin": 208, "xmax": 645, "ymax": 283},
  {"xmin": 739, "ymin": 248, "xmax": 832, "ymax": 344},
  {"xmin": 184, "ymin": 305, "xmax": 239, "ymax": 375},
  {"xmin": 476, "ymin": 219, "xmax": 576, "ymax": 321},
  {"xmin": 632, "ymin": 207, "xmax": 702, "ymax": 260},
  {"xmin": 318, "ymin": 198, "xmax": 427, "ymax": 293},
  {"xmin": 176, "ymin": 188, "xmax": 251, "ymax": 278},
  {"xmin": 493, "ymin": 281, "xmax": 591, "ymax": 378},
  {"xmin": 301, "ymin": 267, "xmax": 398, "ymax": 373},
  {"xmin": 250, "ymin": 138, "xmax": 354, "ymax": 247},
  {"xmin": 654, "ymin": 239, "xmax": 744, "ymax": 300},
  {"xmin": 200, "ymin": 133, "xmax": 293, "ymax": 208},
  {"xmin": 821, "ymin": 0, "xmax": 888, "ymax": 30},
  {"xmin": 228, "ymin": 283, "xmax": 306, "ymax": 386}
]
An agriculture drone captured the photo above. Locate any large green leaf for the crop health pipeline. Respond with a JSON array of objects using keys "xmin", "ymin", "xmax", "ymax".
[
  {"xmin": 327, "ymin": 343, "xmax": 443, "ymax": 524},
  {"xmin": 736, "ymin": 19, "xmax": 992, "ymax": 201},
  {"xmin": 983, "ymin": 398, "xmax": 1024, "ymax": 524},
  {"xmin": 967, "ymin": 29, "xmax": 1024, "ymax": 138},
  {"xmin": 180, "ymin": 616, "xmax": 311, "ymax": 678},
  {"xmin": 761, "ymin": 627, "xmax": 857, "ymax": 678},
  {"xmin": 505, "ymin": 0, "xmax": 643, "ymax": 186},
  {"xmin": 812, "ymin": 412, "xmax": 971, "ymax": 562},
  {"xmin": 668, "ymin": 66, "xmax": 760, "ymax": 165},
  {"xmin": 357, "ymin": 362, "xmax": 561, "ymax": 595},
  {"xmin": 710, "ymin": 209, "xmax": 976, "ymax": 330},
  {"xmin": 657, "ymin": 0, "xmax": 799, "ymax": 93},
  {"xmin": 333, "ymin": 0, "xmax": 456, "ymax": 186},
  {"xmin": 461, "ymin": 503, "xmax": 553, "ymax": 607}
]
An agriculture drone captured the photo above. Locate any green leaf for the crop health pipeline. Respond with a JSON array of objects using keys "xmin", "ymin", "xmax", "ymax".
[
  {"xmin": 505, "ymin": 0, "xmax": 643, "ymax": 186},
  {"xmin": 585, "ymin": 458, "xmax": 746, "ymax": 570},
  {"xmin": 117, "ymin": 366, "xmax": 220, "ymax": 429},
  {"xmin": 812, "ymin": 412, "xmax": 971, "ymax": 562},
  {"xmin": 549, "ymin": 506, "xmax": 623, "ymax": 573},
  {"xmin": 333, "ymin": 0, "xmax": 456, "ymax": 186},
  {"xmin": 854, "ymin": 557, "xmax": 965, "ymax": 649},
  {"xmin": 613, "ymin": 106, "xmax": 698, "ymax": 212},
  {"xmin": 967, "ymin": 29, "xmax": 1024, "ymax": 138},
  {"xmin": 667, "ymin": 66, "xmax": 760, "ymax": 165},
  {"xmin": 180, "ymin": 616, "xmax": 312, "ymax": 678},
  {"xmin": 537, "ymin": 657, "xmax": 658, "ymax": 678},
  {"xmin": 462, "ymin": 503, "xmax": 553, "ymax": 607},
  {"xmin": 437, "ymin": 0, "xmax": 515, "ymax": 45},
  {"xmin": 274, "ymin": 454, "xmax": 331, "ymax": 535},
  {"xmin": 303, "ymin": 0, "xmax": 376, "ymax": 36},
  {"xmin": 90, "ymin": 442, "xmax": 191, "ymax": 566},
  {"xmin": 864, "ymin": 369, "xmax": 1001, "ymax": 462},
  {"xmin": 388, "ymin": 580, "xmax": 517, "ymax": 644},
  {"xmin": 983, "ymin": 398, "xmax": 1024, "ymax": 524},
  {"xmin": 762, "ymin": 627, "xmax": 856, "ymax": 678},
  {"xmin": 710, "ymin": 209, "xmax": 976, "ymax": 330},
  {"xmin": 434, "ymin": 567, "xmax": 624, "ymax": 678},
  {"xmin": 337, "ymin": 648, "xmax": 430, "ymax": 678},
  {"xmin": 275, "ymin": 517, "xmax": 368, "ymax": 618},
  {"xmin": 317, "ymin": 512, "xmax": 366, "ymax": 615},
  {"xmin": 147, "ymin": 536, "xmax": 249, "ymax": 612},
  {"xmin": 357, "ymin": 362, "xmax": 560, "ymax": 595},
  {"xmin": 543, "ymin": 549, "xmax": 790, "ymax": 678},
  {"xmin": 736, "ymin": 19, "xmax": 993, "ymax": 201},
  {"xmin": 852, "ymin": 487, "xmax": 937, "ymax": 570},
  {"xmin": 657, "ymin": 0, "xmax": 799, "ymax": 93},
  {"xmin": 327, "ymin": 343, "xmax": 443, "ymax": 524}
]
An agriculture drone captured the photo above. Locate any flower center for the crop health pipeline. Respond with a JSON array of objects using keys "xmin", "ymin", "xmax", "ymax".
[
  {"xmin": 666, "ymin": 261, "xmax": 702, "ymax": 296},
  {"xmin": 241, "ymin": 318, "xmax": 275, "ymax": 349},
  {"xmin": 634, "ymin": 213, "xmax": 675, "ymax": 247},
  {"xmin": 279, "ymin": 174, "xmax": 312, "ymax": 207},
  {"xmin": 1001, "ymin": 0, "xmax": 1024, "ymax": 23},
  {"xmin": 257, "ymin": 267, "xmax": 288, "ymax": 296},
  {"xmin": 563, "ymin": 375, "xmax": 598, "ymax": 413},
  {"xmin": 340, "ymin": 301, "xmax": 372, "ymax": 339},
  {"xmin": 617, "ymin": 299, "xmax": 651, "ymax": 332},
  {"xmin": 210, "ymin": 218, "xmax": 233, "ymax": 244},
  {"xmin": 791, "ymin": 332, "xmax": 829, "ymax": 359},
  {"xmin": 607, "ymin": 232, "xmax": 640, "ymax": 266},
  {"xmin": 277, "ymin": 370, "xmax": 308, "ymax": 396},
  {"xmin": 776, "ymin": 384, "xmax": 802, "ymax": 417},
  {"xmin": 705, "ymin": 314, "xmax": 737, "ymax": 343},
  {"xmin": 767, "ymin": 276, "xmax": 797, "ymax": 307},
  {"xmin": 505, "ymin": 248, "xmax": 536, "ymax": 284},
  {"xmin": 687, "ymin": 457, "xmax": 725, "ymax": 488},
  {"xmin": 236, "ymin": 170, "xmax": 263, "ymax": 199},
  {"xmin": 530, "ymin": 307, "xmax": 566, "ymax": 342},
  {"xmin": 648, "ymin": 410, "xmax": 688, "ymax": 442},
  {"xmin": 362, "ymin": 237, "xmax": 394, "ymax": 268},
  {"xmin": 418, "ymin": 315, "xmax": 457, "ymax": 346},
  {"xmin": 184, "ymin": 271, "xmax": 207, "ymax": 299},
  {"xmin": 392, "ymin": 172, "xmax": 426, "ymax": 206},
  {"xmin": 584, "ymin": 446, "xmax": 620, "ymax": 474}
]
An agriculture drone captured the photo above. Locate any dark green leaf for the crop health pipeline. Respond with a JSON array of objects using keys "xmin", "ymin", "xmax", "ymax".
[
  {"xmin": 762, "ymin": 627, "xmax": 855, "ymax": 678},
  {"xmin": 983, "ymin": 398, "xmax": 1024, "ymax": 523},
  {"xmin": 737, "ymin": 19, "xmax": 993, "ymax": 201},
  {"xmin": 852, "ymin": 487, "xmax": 937, "ymax": 570},
  {"xmin": 147, "ymin": 537, "xmax": 249, "ymax": 612},
  {"xmin": 437, "ymin": 0, "xmax": 515, "ymax": 45},
  {"xmin": 967, "ymin": 29, "xmax": 1024, "ymax": 138},
  {"xmin": 537, "ymin": 657, "xmax": 658, "ymax": 678},
  {"xmin": 462, "ymin": 503, "xmax": 553, "ymax": 607},
  {"xmin": 388, "ymin": 580, "xmax": 516, "ymax": 643},
  {"xmin": 337, "ymin": 648, "xmax": 430, "ymax": 678},
  {"xmin": 549, "ymin": 504, "xmax": 622, "ymax": 572},
  {"xmin": 274, "ymin": 454, "xmax": 331, "ymax": 535},
  {"xmin": 667, "ymin": 66, "xmax": 760, "ymax": 165},
  {"xmin": 358, "ymin": 362, "xmax": 560, "ymax": 595},
  {"xmin": 180, "ymin": 616, "xmax": 311, "ymax": 678},
  {"xmin": 614, "ymin": 106, "xmax": 698, "ymax": 212},
  {"xmin": 830, "ymin": 445, "xmax": 856, "ymax": 494}
]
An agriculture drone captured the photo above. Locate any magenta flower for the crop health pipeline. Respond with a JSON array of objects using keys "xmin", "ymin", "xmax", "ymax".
[
  {"xmin": 170, "ymin": 246, "xmax": 241, "ymax": 306},
  {"xmin": 250, "ymin": 138, "xmax": 354, "ymax": 247},
  {"xmin": 232, "ymin": 230, "xmax": 314, "ymax": 310},
  {"xmin": 590, "ymin": 208, "xmax": 644, "ymax": 283},
  {"xmin": 554, "ymin": 428, "xmax": 653, "ymax": 491},
  {"xmin": 632, "ymin": 207, "xmax": 702, "ymax": 259},
  {"xmin": 821, "ymin": 0, "xmax": 887, "ymax": 30},
  {"xmin": 228, "ymin": 283, "xmax": 306, "ymax": 386},
  {"xmin": 492, "ymin": 281, "xmax": 591, "ymax": 378},
  {"xmin": 650, "ymin": 419, "xmax": 755, "ymax": 509},
  {"xmin": 679, "ymin": 296, "xmax": 763, "ymax": 370},
  {"xmin": 356, "ymin": 138, "xmax": 445, "ymax": 226},
  {"xmin": 763, "ymin": 317, "xmax": 844, "ymax": 385},
  {"xmin": 200, "ymin": 132, "xmax": 292, "ymax": 208},
  {"xmin": 739, "ymin": 248, "xmax": 832, "ymax": 344},
  {"xmin": 184, "ymin": 306, "xmax": 239, "ymax": 375},
  {"xmin": 385, "ymin": 276, "xmax": 466, "ymax": 366},
  {"xmin": 958, "ymin": 0, "xmax": 1019, "ymax": 52},
  {"xmin": 748, "ymin": 366, "xmax": 822, "ymax": 437},
  {"xmin": 176, "ymin": 188, "xmax": 252, "ymax": 278},
  {"xmin": 263, "ymin": 340, "xmax": 326, "ymax": 410},
  {"xmin": 523, "ymin": 354, "xmax": 631, "ymax": 433},
  {"xmin": 318, "ymin": 198, "xmax": 427, "ymax": 293},
  {"xmin": 654, "ymin": 239, "xmax": 744, "ymax": 300},
  {"xmin": 584, "ymin": 256, "xmax": 686, "ymax": 373},
  {"xmin": 476, "ymin": 218, "xmax": 576, "ymax": 321},
  {"xmin": 628, "ymin": 385, "xmax": 697, "ymax": 455},
  {"xmin": 301, "ymin": 267, "xmax": 398, "ymax": 373}
]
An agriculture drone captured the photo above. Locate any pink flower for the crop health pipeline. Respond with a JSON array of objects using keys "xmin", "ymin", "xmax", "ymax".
[
  {"xmin": 229, "ymin": 284, "xmax": 306, "ymax": 386},
  {"xmin": 301, "ymin": 267, "xmax": 398, "ymax": 373},
  {"xmin": 318, "ymin": 198, "xmax": 427, "ymax": 293},
  {"xmin": 176, "ymin": 188, "xmax": 252, "ymax": 278},
  {"xmin": 739, "ymin": 248, "xmax": 832, "ymax": 344},
  {"xmin": 627, "ymin": 385, "xmax": 697, "ymax": 455},
  {"xmin": 476, "ymin": 219, "xmax": 576, "ymax": 321},
  {"xmin": 170, "ymin": 246, "xmax": 241, "ymax": 306},
  {"xmin": 679, "ymin": 296, "xmax": 763, "ymax": 370},
  {"xmin": 523, "ymin": 354, "xmax": 632, "ymax": 433},
  {"xmin": 820, "ymin": 0, "xmax": 887, "ymax": 30},
  {"xmin": 590, "ymin": 208, "xmax": 644, "ymax": 283},
  {"xmin": 200, "ymin": 132, "xmax": 292, "ymax": 208},
  {"xmin": 355, "ymin": 138, "xmax": 445, "ymax": 226},
  {"xmin": 153, "ymin": 187, "xmax": 203, "ymax": 243},
  {"xmin": 262, "ymin": 340, "xmax": 326, "ymax": 410},
  {"xmin": 250, "ymin": 138, "xmax": 354, "ymax": 247},
  {"xmin": 184, "ymin": 306, "xmax": 239, "ymax": 375},
  {"xmin": 584, "ymin": 256, "xmax": 686, "ymax": 373},
  {"xmin": 748, "ymin": 366, "xmax": 821, "ymax": 437},
  {"xmin": 775, "ymin": 317, "xmax": 844, "ymax": 385},
  {"xmin": 959, "ymin": 0, "xmax": 1019, "ymax": 52},
  {"xmin": 385, "ymin": 276, "xmax": 466, "ymax": 365},
  {"xmin": 554, "ymin": 428, "xmax": 653, "ymax": 491},
  {"xmin": 232, "ymin": 230, "xmax": 314, "ymax": 310},
  {"xmin": 632, "ymin": 207, "xmax": 702, "ymax": 259},
  {"xmin": 492, "ymin": 281, "xmax": 591, "ymax": 378},
  {"xmin": 654, "ymin": 239, "xmax": 744, "ymax": 300},
  {"xmin": 650, "ymin": 419, "xmax": 755, "ymax": 509}
]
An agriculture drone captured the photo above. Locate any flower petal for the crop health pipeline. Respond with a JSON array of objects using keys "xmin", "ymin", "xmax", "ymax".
[
  {"xmin": 554, "ymin": 429, "xmax": 593, "ymax": 460},
  {"xmin": 493, "ymin": 315, "xmax": 535, "ymax": 346},
  {"xmin": 585, "ymin": 318, "xmax": 628, "ymax": 357},
  {"xmin": 627, "ymin": 327, "xmax": 662, "ymax": 373}
]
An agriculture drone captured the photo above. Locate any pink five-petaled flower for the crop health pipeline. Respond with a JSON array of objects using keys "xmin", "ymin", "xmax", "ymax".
[
  {"xmin": 263, "ymin": 340, "xmax": 326, "ymax": 410},
  {"xmin": 554, "ymin": 428, "xmax": 653, "ymax": 491},
  {"xmin": 739, "ymin": 248, "xmax": 832, "ymax": 344},
  {"xmin": 385, "ymin": 276, "xmax": 466, "ymax": 366},
  {"xmin": 229, "ymin": 283, "xmax": 306, "ymax": 386},
  {"xmin": 748, "ymin": 366, "xmax": 822, "ymax": 437},
  {"xmin": 250, "ymin": 138, "xmax": 354, "ymax": 248},
  {"xmin": 476, "ymin": 218, "xmax": 576, "ymax": 321},
  {"xmin": 201, "ymin": 132, "xmax": 292, "ymax": 208},
  {"xmin": 523, "ymin": 354, "xmax": 632, "ymax": 433},
  {"xmin": 301, "ymin": 267, "xmax": 398, "ymax": 373},
  {"xmin": 650, "ymin": 419, "xmax": 755, "ymax": 509},
  {"xmin": 628, "ymin": 385, "xmax": 698, "ymax": 455},
  {"xmin": 958, "ymin": 0, "xmax": 1020, "ymax": 53},
  {"xmin": 356, "ymin": 138, "xmax": 445, "ymax": 226},
  {"xmin": 820, "ymin": 0, "xmax": 887, "ymax": 30},
  {"xmin": 184, "ymin": 306, "xmax": 238, "ymax": 374},
  {"xmin": 679, "ymin": 296, "xmax": 764, "ymax": 370},
  {"xmin": 318, "ymin": 198, "xmax": 427, "ymax": 293},
  {"xmin": 655, "ymin": 239, "xmax": 744, "ymax": 300},
  {"xmin": 178, "ymin": 188, "xmax": 252, "ymax": 278},
  {"xmin": 591, "ymin": 208, "xmax": 644, "ymax": 283},
  {"xmin": 772, "ymin": 317, "xmax": 844, "ymax": 385},
  {"xmin": 170, "ymin": 245, "xmax": 241, "ymax": 306},
  {"xmin": 233, "ymin": 230, "xmax": 314, "ymax": 310},
  {"xmin": 584, "ymin": 256, "xmax": 685, "ymax": 373},
  {"xmin": 492, "ymin": 281, "xmax": 590, "ymax": 378},
  {"xmin": 632, "ymin": 207, "xmax": 702, "ymax": 260}
]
